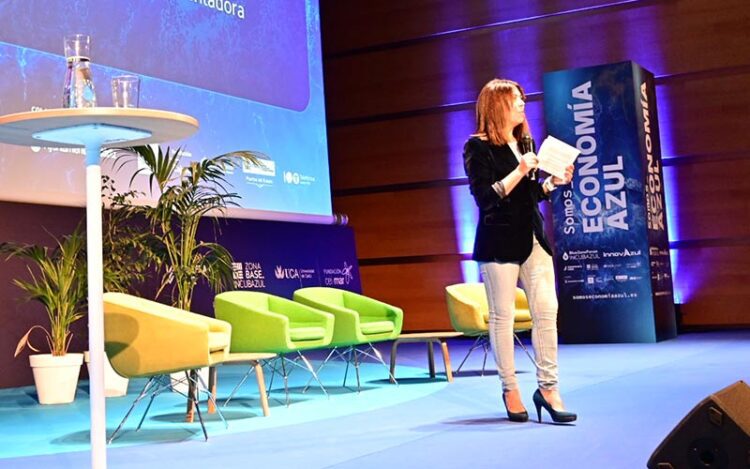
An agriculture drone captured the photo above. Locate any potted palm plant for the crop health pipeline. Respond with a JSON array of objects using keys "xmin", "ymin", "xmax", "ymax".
[
  {"xmin": 1, "ymin": 227, "xmax": 87, "ymax": 404},
  {"xmin": 117, "ymin": 145, "xmax": 262, "ymax": 311},
  {"xmin": 114, "ymin": 145, "xmax": 261, "ymax": 415}
]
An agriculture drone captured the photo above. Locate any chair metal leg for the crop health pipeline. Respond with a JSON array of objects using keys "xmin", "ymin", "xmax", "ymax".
[
  {"xmin": 135, "ymin": 394, "xmax": 158, "ymax": 432},
  {"xmin": 109, "ymin": 370, "xmax": 221, "ymax": 443},
  {"xmin": 195, "ymin": 370, "xmax": 228, "ymax": 429},
  {"xmin": 352, "ymin": 348, "xmax": 361, "ymax": 393},
  {"xmin": 222, "ymin": 365, "xmax": 257, "ymax": 407},
  {"xmin": 266, "ymin": 358, "xmax": 279, "ymax": 394},
  {"xmin": 455, "ymin": 335, "xmax": 488, "ymax": 374},
  {"xmin": 342, "ymin": 346, "xmax": 352, "ymax": 387},
  {"xmin": 188, "ymin": 371, "xmax": 209, "ymax": 441},
  {"xmin": 108, "ymin": 377, "xmax": 156, "ymax": 444},
  {"xmin": 357, "ymin": 343, "xmax": 398, "ymax": 385},
  {"xmin": 481, "ymin": 337, "xmax": 490, "ymax": 376},
  {"xmin": 514, "ymin": 332, "xmax": 540, "ymax": 369},
  {"xmin": 281, "ymin": 356, "xmax": 290, "ymax": 407},
  {"xmin": 297, "ymin": 352, "xmax": 329, "ymax": 398},
  {"xmin": 302, "ymin": 347, "xmax": 337, "ymax": 393}
]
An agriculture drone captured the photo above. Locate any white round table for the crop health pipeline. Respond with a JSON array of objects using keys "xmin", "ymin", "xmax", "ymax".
[{"xmin": 0, "ymin": 108, "xmax": 198, "ymax": 469}]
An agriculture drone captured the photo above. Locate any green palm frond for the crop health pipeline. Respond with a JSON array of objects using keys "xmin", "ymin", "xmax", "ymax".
[
  {"xmin": 106, "ymin": 145, "xmax": 265, "ymax": 311},
  {"xmin": 1, "ymin": 226, "xmax": 87, "ymax": 356}
]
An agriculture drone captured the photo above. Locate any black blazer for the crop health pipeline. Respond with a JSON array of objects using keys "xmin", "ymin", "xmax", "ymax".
[{"xmin": 463, "ymin": 136, "xmax": 552, "ymax": 263}]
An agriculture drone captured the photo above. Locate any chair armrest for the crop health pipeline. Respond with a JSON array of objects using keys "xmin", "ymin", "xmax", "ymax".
[
  {"xmin": 269, "ymin": 296, "xmax": 334, "ymax": 325},
  {"xmin": 343, "ymin": 292, "xmax": 403, "ymax": 320},
  {"xmin": 343, "ymin": 292, "xmax": 403, "ymax": 335},
  {"xmin": 203, "ymin": 314, "xmax": 232, "ymax": 336},
  {"xmin": 104, "ymin": 303, "xmax": 211, "ymax": 378}
]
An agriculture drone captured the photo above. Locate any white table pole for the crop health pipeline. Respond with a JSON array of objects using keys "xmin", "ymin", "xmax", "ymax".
[{"xmin": 85, "ymin": 139, "xmax": 107, "ymax": 469}]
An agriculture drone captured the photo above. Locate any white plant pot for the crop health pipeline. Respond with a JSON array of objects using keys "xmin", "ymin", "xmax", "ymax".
[
  {"xmin": 84, "ymin": 351, "xmax": 129, "ymax": 397},
  {"xmin": 171, "ymin": 367, "xmax": 209, "ymax": 395},
  {"xmin": 29, "ymin": 353, "xmax": 83, "ymax": 405}
]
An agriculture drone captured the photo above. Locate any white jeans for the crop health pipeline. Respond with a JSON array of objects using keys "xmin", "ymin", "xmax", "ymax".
[{"xmin": 480, "ymin": 237, "xmax": 559, "ymax": 392}]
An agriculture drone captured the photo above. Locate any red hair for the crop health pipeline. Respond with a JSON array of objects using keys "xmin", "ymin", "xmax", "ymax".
[{"xmin": 473, "ymin": 78, "xmax": 530, "ymax": 146}]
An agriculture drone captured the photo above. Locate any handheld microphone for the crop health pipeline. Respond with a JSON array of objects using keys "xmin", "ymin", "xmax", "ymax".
[{"xmin": 519, "ymin": 134, "xmax": 537, "ymax": 181}]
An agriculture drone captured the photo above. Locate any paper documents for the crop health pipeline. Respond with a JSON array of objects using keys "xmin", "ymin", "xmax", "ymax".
[{"xmin": 537, "ymin": 136, "xmax": 580, "ymax": 179}]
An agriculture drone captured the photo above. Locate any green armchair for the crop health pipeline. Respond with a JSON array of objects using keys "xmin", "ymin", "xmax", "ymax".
[
  {"xmin": 214, "ymin": 291, "xmax": 334, "ymax": 405},
  {"xmin": 103, "ymin": 292, "xmax": 231, "ymax": 442},
  {"xmin": 293, "ymin": 287, "xmax": 403, "ymax": 391}
]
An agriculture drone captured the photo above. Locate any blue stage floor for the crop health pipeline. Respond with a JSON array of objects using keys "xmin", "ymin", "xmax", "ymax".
[{"xmin": 1, "ymin": 331, "xmax": 749, "ymax": 468}]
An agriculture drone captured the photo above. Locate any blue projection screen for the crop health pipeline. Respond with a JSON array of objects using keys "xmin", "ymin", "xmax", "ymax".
[{"xmin": 0, "ymin": 0, "xmax": 332, "ymax": 221}]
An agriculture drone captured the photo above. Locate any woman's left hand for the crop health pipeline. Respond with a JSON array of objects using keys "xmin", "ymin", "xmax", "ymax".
[{"xmin": 551, "ymin": 164, "xmax": 574, "ymax": 186}]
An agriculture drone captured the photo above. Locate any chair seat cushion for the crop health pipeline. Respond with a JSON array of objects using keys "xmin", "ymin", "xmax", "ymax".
[
  {"xmin": 208, "ymin": 331, "xmax": 231, "ymax": 352},
  {"xmin": 360, "ymin": 320, "xmax": 395, "ymax": 335},
  {"xmin": 290, "ymin": 326, "xmax": 327, "ymax": 342}
]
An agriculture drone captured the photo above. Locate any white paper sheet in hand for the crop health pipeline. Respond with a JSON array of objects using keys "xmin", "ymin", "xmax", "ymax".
[{"xmin": 537, "ymin": 135, "xmax": 581, "ymax": 179}]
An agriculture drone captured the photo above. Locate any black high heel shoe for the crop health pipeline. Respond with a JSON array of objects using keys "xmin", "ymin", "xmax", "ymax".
[
  {"xmin": 533, "ymin": 389, "xmax": 577, "ymax": 423},
  {"xmin": 502, "ymin": 392, "xmax": 529, "ymax": 422}
]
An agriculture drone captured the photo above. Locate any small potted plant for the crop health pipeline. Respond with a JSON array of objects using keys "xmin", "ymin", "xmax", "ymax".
[{"xmin": 1, "ymin": 227, "xmax": 87, "ymax": 404}]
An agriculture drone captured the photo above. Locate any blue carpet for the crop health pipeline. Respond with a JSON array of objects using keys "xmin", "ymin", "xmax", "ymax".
[{"xmin": 2, "ymin": 331, "xmax": 749, "ymax": 468}]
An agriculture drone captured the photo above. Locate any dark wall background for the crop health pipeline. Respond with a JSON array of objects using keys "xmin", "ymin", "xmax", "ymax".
[
  {"xmin": 0, "ymin": 202, "xmax": 89, "ymax": 388},
  {"xmin": 322, "ymin": 0, "xmax": 750, "ymax": 332},
  {"xmin": 1, "ymin": 0, "xmax": 749, "ymax": 388}
]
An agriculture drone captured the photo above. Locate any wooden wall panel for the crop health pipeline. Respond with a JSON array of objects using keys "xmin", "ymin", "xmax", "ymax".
[
  {"xmin": 333, "ymin": 187, "xmax": 461, "ymax": 259},
  {"xmin": 325, "ymin": 0, "xmax": 749, "ymax": 121},
  {"xmin": 329, "ymin": 108, "xmax": 473, "ymax": 190},
  {"xmin": 675, "ymin": 246, "xmax": 750, "ymax": 326},
  {"xmin": 360, "ymin": 260, "xmax": 464, "ymax": 331},
  {"xmin": 658, "ymin": 71, "xmax": 750, "ymax": 158},
  {"xmin": 0, "ymin": 202, "xmax": 88, "ymax": 389},
  {"xmin": 329, "ymin": 70, "xmax": 750, "ymax": 191},
  {"xmin": 666, "ymin": 159, "xmax": 750, "ymax": 241},
  {"xmin": 321, "ymin": 0, "xmax": 651, "ymax": 56},
  {"xmin": 329, "ymin": 100, "xmax": 547, "ymax": 191}
]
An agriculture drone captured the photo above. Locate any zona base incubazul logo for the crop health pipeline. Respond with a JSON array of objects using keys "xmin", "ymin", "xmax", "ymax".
[{"xmin": 232, "ymin": 261, "xmax": 266, "ymax": 289}]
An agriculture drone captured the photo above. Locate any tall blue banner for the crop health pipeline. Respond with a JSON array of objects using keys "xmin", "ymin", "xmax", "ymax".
[
  {"xmin": 543, "ymin": 61, "xmax": 676, "ymax": 343},
  {"xmin": 191, "ymin": 218, "xmax": 361, "ymax": 316}
]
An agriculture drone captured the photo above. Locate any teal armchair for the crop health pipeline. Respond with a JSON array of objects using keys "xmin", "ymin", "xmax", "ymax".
[
  {"xmin": 214, "ymin": 291, "xmax": 334, "ymax": 405},
  {"xmin": 293, "ymin": 287, "xmax": 403, "ymax": 391}
]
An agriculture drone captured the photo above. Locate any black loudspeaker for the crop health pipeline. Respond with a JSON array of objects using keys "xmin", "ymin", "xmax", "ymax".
[{"xmin": 648, "ymin": 381, "xmax": 750, "ymax": 469}]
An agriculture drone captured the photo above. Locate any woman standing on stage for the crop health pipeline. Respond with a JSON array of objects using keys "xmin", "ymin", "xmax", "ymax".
[{"xmin": 463, "ymin": 78, "xmax": 577, "ymax": 423}]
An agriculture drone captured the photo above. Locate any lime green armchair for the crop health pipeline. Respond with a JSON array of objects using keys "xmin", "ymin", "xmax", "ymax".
[
  {"xmin": 445, "ymin": 283, "xmax": 535, "ymax": 375},
  {"xmin": 214, "ymin": 291, "xmax": 334, "ymax": 405},
  {"xmin": 103, "ymin": 292, "xmax": 232, "ymax": 442},
  {"xmin": 293, "ymin": 287, "xmax": 403, "ymax": 391}
]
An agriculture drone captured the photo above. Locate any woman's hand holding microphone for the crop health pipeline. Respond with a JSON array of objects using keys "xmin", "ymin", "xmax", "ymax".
[{"xmin": 518, "ymin": 151, "xmax": 538, "ymax": 176}]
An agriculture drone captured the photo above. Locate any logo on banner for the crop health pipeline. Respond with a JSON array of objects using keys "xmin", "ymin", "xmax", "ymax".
[
  {"xmin": 232, "ymin": 261, "xmax": 266, "ymax": 289},
  {"xmin": 562, "ymin": 249, "xmax": 599, "ymax": 261},
  {"xmin": 282, "ymin": 169, "xmax": 316, "ymax": 186},
  {"xmin": 323, "ymin": 261, "xmax": 355, "ymax": 286},
  {"xmin": 602, "ymin": 248, "xmax": 642, "ymax": 258},
  {"xmin": 243, "ymin": 155, "xmax": 276, "ymax": 188},
  {"xmin": 274, "ymin": 265, "xmax": 317, "ymax": 281}
]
